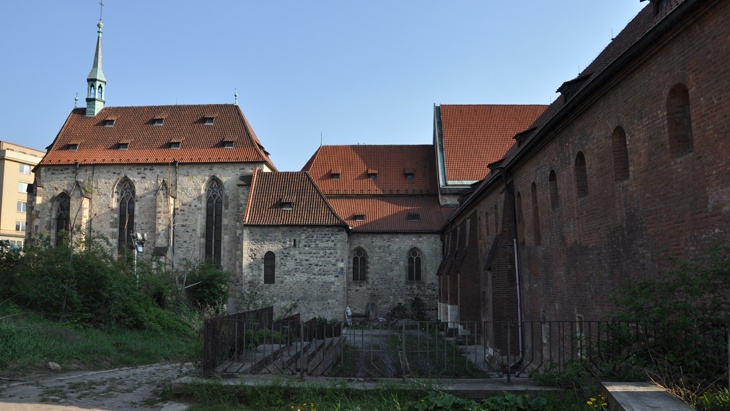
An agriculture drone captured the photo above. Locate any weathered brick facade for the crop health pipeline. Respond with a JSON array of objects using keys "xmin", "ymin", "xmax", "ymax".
[{"xmin": 440, "ymin": 0, "xmax": 730, "ymax": 337}]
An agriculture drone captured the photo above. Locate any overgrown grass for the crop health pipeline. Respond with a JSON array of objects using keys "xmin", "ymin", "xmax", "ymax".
[
  {"xmin": 0, "ymin": 306, "xmax": 198, "ymax": 373},
  {"xmin": 180, "ymin": 378, "xmax": 603, "ymax": 411}
]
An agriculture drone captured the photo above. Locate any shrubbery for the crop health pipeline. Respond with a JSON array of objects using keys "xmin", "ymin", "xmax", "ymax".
[{"xmin": 0, "ymin": 235, "xmax": 232, "ymax": 333}]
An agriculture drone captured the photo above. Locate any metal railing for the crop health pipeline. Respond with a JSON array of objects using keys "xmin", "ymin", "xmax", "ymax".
[{"xmin": 205, "ymin": 315, "xmax": 729, "ymax": 383}]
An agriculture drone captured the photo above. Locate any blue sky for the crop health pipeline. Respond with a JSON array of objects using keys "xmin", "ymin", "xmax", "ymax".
[{"xmin": 0, "ymin": 1, "xmax": 646, "ymax": 171}]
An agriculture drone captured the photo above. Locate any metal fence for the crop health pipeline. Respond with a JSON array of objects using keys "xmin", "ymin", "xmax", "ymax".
[
  {"xmin": 205, "ymin": 314, "xmax": 729, "ymax": 383},
  {"xmin": 203, "ymin": 308, "xmax": 345, "ymax": 377}
]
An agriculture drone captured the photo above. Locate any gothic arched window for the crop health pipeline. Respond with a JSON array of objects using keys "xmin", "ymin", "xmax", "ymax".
[
  {"xmin": 117, "ymin": 179, "xmax": 135, "ymax": 252},
  {"xmin": 264, "ymin": 251, "xmax": 275, "ymax": 284},
  {"xmin": 205, "ymin": 178, "xmax": 223, "ymax": 263},
  {"xmin": 56, "ymin": 193, "xmax": 71, "ymax": 246},
  {"xmin": 407, "ymin": 249, "xmax": 422, "ymax": 282},
  {"xmin": 352, "ymin": 248, "xmax": 367, "ymax": 281}
]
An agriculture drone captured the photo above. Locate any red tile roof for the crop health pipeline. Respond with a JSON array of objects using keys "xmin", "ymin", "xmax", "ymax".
[
  {"xmin": 301, "ymin": 145, "xmax": 438, "ymax": 195},
  {"xmin": 438, "ymin": 105, "xmax": 547, "ymax": 182},
  {"xmin": 244, "ymin": 170, "xmax": 346, "ymax": 226},
  {"xmin": 39, "ymin": 104, "xmax": 275, "ymax": 169},
  {"xmin": 327, "ymin": 196, "xmax": 451, "ymax": 232}
]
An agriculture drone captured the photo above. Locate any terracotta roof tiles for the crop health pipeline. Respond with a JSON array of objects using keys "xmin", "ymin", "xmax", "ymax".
[
  {"xmin": 245, "ymin": 170, "xmax": 346, "ymax": 226},
  {"xmin": 327, "ymin": 196, "xmax": 450, "ymax": 232},
  {"xmin": 301, "ymin": 145, "xmax": 437, "ymax": 195},
  {"xmin": 438, "ymin": 104, "xmax": 547, "ymax": 183},
  {"xmin": 40, "ymin": 104, "xmax": 275, "ymax": 169}
]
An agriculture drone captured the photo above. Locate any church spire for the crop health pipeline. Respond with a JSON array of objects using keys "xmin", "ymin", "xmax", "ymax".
[{"xmin": 85, "ymin": 19, "xmax": 106, "ymax": 117}]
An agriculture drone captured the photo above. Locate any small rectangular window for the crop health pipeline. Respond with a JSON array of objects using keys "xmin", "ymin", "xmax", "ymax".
[
  {"xmin": 18, "ymin": 182, "xmax": 28, "ymax": 193},
  {"xmin": 15, "ymin": 221, "xmax": 26, "ymax": 232},
  {"xmin": 204, "ymin": 117, "xmax": 215, "ymax": 125},
  {"xmin": 169, "ymin": 142, "xmax": 181, "ymax": 149},
  {"xmin": 293, "ymin": 239, "xmax": 297, "ymax": 248},
  {"xmin": 68, "ymin": 143, "xmax": 79, "ymax": 151},
  {"xmin": 281, "ymin": 201, "xmax": 293, "ymax": 211},
  {"xmin": 19, "ymin": 164, "xmax": 31, "ymax": 174},
  {"xmin": 404, "ymin": 168, "xmax": 415, "ymax": 181},
  {"xmin": 118, "ymin": 143, "xmax": 129, "ymax": 150},
  {"xmin": 354, "ymin": 214, "xmax": 366, "ymax": 221},
  {"xmin": 367, "ymin": 169, "xmax": 378, "ymax": 180},
  {"xmin": 103, "ymin": 119, "xmax": 115, "ymax": 127},
  {"xmin": 152, "ymin": 118, "xmax": 164, "ymax": 126},
  {"xmin": 17, "ymin": 201, "xmax": 27, "ymax": 213},
  {"xmin": 407, "ymin": 213, "xmax": 420, "ymax": 221},
  {"xmin": 223, "ymin": 141, "xmax": 234, "ymax": 149}
]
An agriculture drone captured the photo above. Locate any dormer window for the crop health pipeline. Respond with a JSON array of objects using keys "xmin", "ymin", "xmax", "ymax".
[
  {"xmin": 353, "ymin": 213, "xmax": 366, "ymax": 222},
  {"xmin": 404, "ymin": 168, "xmax": 415, "ymax": 181},
  {"xmin": 103, "ymin": 119, "xmax": 115, "ymax": 127},
  {"xmin": 367, "ymin": 169, "xmax": 378, "ymax": 180},
  {"xmin": 222, "ymin": 140, "xmax": 234, "ymax": 149},
  {"xmin": 281, "ymin": 201, "xmax": 293, "ymax": 211},
  {"xmin": 407, "ymin": 213, "xmax": 421, "ymax": 222},
  {"xmin": 117, "ymin": 139, "xmax": 132, "ymax": 150},
  {"xmin": 152, "ymin": 117, "xmax": 165, "ymax": 126},
  {"xmin": 169, "ymin": 138, "xmax": 183, "ymax": 149},
  {"xmin": 68, "ymin": 143, "xmax": 79, "ymax": 151},
  {"xmin": 203, "ymin": 114, "xmax": 217, "ymax": 126},
  {"xmin": 330, "ymin": 169, "xmax": 341, "ymax": 180}
]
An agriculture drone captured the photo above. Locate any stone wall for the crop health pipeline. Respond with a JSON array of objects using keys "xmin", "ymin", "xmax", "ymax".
[
  {"xmin": 30, "ymin": 162, "xmax": 268, "ymax": 286},
  {"xmin": 347, "ymin": 232, "xmax": 441, "ymax": 320},
  {"xmin": 242, "ymin": 225, "xmax": 349, "ymax": 320}
]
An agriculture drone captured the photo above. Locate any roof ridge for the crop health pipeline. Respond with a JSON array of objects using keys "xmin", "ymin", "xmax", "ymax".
[
  {"xmin": 303, "ymin": 171, "xmax": 349, "ymax": 227},
  {"xmin": 243, "ymin": 168, "xmax": 260, "ymax": 224}
]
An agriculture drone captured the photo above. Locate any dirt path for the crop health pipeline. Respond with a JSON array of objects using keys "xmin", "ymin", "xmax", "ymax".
[{"xmin": 0, "ymin": 363, "xmax": 193, "ymax": 411}]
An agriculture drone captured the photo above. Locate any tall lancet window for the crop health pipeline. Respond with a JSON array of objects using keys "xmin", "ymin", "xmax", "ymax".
[
  {"xmin": 97, "ymin": 85, "xmax": 103, "ymax": 100},
  {"xmin": 56, "ymin": 194, "xmax": 71, "ymax": 246},
  {"xmin": 89, "ymin": 84, "xmax": 96, "ymax": 98},
  {"xmin": 117, "ymin": 179, "xmax": 135, "ymax": 252},
  {"xmin": 205, "ymin": 178, "xmax": 223, "ymax": 263}
]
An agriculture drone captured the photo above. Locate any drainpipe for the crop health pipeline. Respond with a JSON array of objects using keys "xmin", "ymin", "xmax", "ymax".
[{"xmin": 499, "ymin": 167, "xmax": 523, "ymax": 360}]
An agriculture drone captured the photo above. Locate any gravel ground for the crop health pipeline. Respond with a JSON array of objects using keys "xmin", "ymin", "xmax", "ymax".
[{"xmin": 0, "ymin": 363, "xmax": 193, "ymax": 411}]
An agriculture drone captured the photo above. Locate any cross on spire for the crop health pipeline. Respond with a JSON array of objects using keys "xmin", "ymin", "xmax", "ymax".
[{"xmin": 99, "ymin": 0, "xmax": 104, "ymax": 21}]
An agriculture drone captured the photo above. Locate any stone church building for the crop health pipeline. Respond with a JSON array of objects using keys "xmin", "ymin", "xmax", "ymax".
[{"xmin": 28, "ymin": 0, "xmax": 729, "ymax": 332}]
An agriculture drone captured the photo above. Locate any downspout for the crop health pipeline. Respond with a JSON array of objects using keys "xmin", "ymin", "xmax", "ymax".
[
  {"xmin": 171, "ymin": 161, "xmax": 179, "ymax": 271},
  {"xmin": 499, "ymin": 167, "xmax": 523, "ymax": 359}
]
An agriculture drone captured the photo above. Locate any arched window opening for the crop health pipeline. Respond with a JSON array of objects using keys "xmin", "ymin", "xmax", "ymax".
[
  {"xmin": 575, "ymin": 152, "xmax": 588, "ymax": 198},
  {"xmin": 264, "ymin": 251, "xmax": 275, "ymax": 284},
  {"xmin": 667, "ymin": 83, "xmax": 693, "ymax": 157},
  {"xmin": 89, "ymin": 84, "xmax": 95, "ymax": 98},
  {"xmin": 408, "ymin": 249, "xmax": 422, "ymax": 282},
  {"xmin": 549, "ymin": 170, "xmax": 559, "ymax": 209},
  {"xmin": 56, "ymin": 194, "xmax": 71, "ymax": 246},
  {"xmin": 117, "ymin": 179, "xmax": 135, "ymax": 252},
  {"xmin": 352, "ymin": 248, "xmax": 367, "ymax": 281},
  {"xmin": 531, "ymin": 182, "xmax": 541, "ymax": 245},
  {"xmin": 97, "ymin": 85, "xmax": 103, "ymax": 100},
  {"xmin": 612, "ymin": 127, "xmax": 630, "ymax": 181},
  {"xmin": 205, "ymin": 178, "xmax": 223, "ymax": 263}
]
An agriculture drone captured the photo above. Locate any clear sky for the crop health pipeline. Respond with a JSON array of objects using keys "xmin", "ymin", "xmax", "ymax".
[{"xmin": 0, "ymin": 1, "xmax": 646, "ymax": 172}]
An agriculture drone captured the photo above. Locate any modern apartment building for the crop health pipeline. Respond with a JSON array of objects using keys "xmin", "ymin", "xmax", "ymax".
[{"xmin": 0, "ymin": 141, "xmax": 44, "ymax": 249}]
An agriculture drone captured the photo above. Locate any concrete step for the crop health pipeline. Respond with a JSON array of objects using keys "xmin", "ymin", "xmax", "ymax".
[{"xmin": 601, "ymin": 382, "xmax": 693, "ymax": 411}]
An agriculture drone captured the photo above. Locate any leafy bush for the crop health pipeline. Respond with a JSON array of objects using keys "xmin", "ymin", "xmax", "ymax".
[
  {"xmin": 183, "ymin": 261, "xmax": 231, "ymax": 314},
  {"xmin": 610, "ymin": 244, "xmax": 729, "ymax": 404}
]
